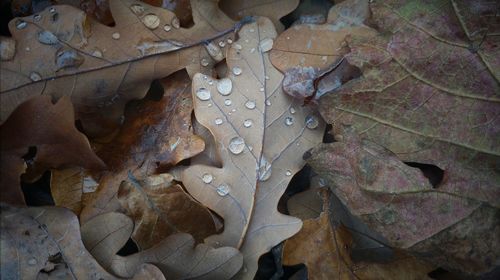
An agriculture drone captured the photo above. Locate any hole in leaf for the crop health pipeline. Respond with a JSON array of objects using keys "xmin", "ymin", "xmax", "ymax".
[
  {"xmin": 323, "ymin": 124, "xmax": 335, "ymax": 143},
  {"xmin": 404, "ymin": 162, "xmax": 444, "ymax": 188},
  {"xmin": 21, "ymin": 171, "xmax": 54, "ymax": 206},
  {"xmin": 116, "ymin": 238, "xmax": 139, "ymax": 256},
  {"xmin": 145, "ymin": 79, "xmax": 165, "ymax": 101}
]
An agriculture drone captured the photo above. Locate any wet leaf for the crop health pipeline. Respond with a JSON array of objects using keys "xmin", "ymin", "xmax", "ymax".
[
  {"xmin": 117, "ymin": 173, "xmax": 216, "ymax": 249},
  {"xmin": 0, "ymin": 0, "xmax": 236, "ymax": 136},
  {"xmin": 81, "ymin": 211, "xmax": 243, "ymax": 279},
  {"xmin": 0, "ymin": 204, "xmax": 166, "ymax": 280},
  {"xmin": 0, "ymin": 95, "xmax": 104, "ymax": 206},
  {"xmin": 178, "ymin": 17, "xmax": 324, "ymax": 279}
]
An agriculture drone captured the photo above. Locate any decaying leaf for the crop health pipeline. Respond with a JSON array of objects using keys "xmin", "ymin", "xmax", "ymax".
[
  {"xmin": 218, "ymin": 0, "xmax": 299, "ymax": 32},
  {"xmin": 178, "ymin": 17, "xmax": 324, "ymax": 278},
  {"xmin": 0, "ymin": 95, "xmax": 104, "ymax": 206},
  {"xmin": 0, "ymin": 0, "xmax": 236, "ymax": 136},
  {"xmin": 81, "ymin": 211, "xmax": 243, "ymax": 279},
  {"xmin": 117, "ymin": 173, "xmax": 216, "ymax": 249},
  {"xmin": 0, "ymin": 204, "xmax": 166, "ymax": 280},
  {"xmin": 76, "ymin": 71, "xmax": 204, "ymax": 223}
]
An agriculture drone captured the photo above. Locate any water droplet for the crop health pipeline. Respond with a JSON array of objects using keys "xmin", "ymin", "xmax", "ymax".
[
  {"xmin": 92, "ymin": 49, "xmax": 103, "ymax": 58},
  {"xmin": 33, "ymin": 14, "xmax": 41, "ymax": 22},
  {"xmin": 49, "ymin": 7, "xmax": 56, "ymax": 13},
  {"xmin": 286, "ymin": 170, "xmax": 292, "ymax": 176},
  {"xmin": 245, "ymin": 100, "xmax": 256, "ymax": 110},
  {"xmin": 215, "ymin": 118, "xmax": 223, "ymax": 125},
  {"xmin": 224, "ymin": 99, "xmax": 232, "ymax": 106},
  {"xmin": 231, "ymin": 108, "xmax": 236, "ymax": 113},
  {"xmin": 171, "ymin": 17, "xmax": 180, "ymax": 29},
  {"xmin": 259, "ymin": 38, "xmax": 274, "ymax": 53},
  {"xmin": 218, "ymin": 41, "xmax": 226, "ymax": 47},
  {"xmin": 112, "ymin": 32, "xmax": 120, "ymax": 40},
  {"xmin": 204, "ymin": 42, "xmax": 223, "ymax": 62},
  {"xmin": 200, "ymin": 58, "xmax": 209, "ymax": 67},
  {"xmin": 266, "ymin": 100, "xmax": 271, "ymax": 106},
  {"xmin": 228, "ymin": 137, "xmax": 245, "ymax": 154},
  {"xmin": 142, "ymin": 14, "xmax": 160, "ymax": 30},
  {"xmin": 243, "ymin": 119, "xmax": 253, "ymax": 128},
  {"xmin": 233, "ymin": 43, "xmax": 242, "ymax": 50},
  {"xmin": 290, "ymin": 107, "xmax": 296, "ymax": 114},
  {"xmin": 217, "ymin": 78, "xmax": 232, "ymax": 95},
  {"xmin": 38, "ymin": 30, "xmax": 58, "ymax": 45},
  {"xmin": 227, "ymin": 38, "xmax": 233, "ymax": 44},
  {"xmin": 25, "ymin": 47, "xmax": 30, "ymax": 52},
  {"xmin": 196, "ymin": 88, "xmax": 211, "ymax": 101},
  {"xmin": 16, "ymin": 20, "xmax": 27, "ymax": 30},
  {"xmin": 244, "ymin": 39, "xmax": 249, "ymax": 43},
  {"xmin": 305, "ymin": 115, "xmax": 319, "ymax": 129},
  {"xmin": 258, "ymin": 156, "xmax": 272, "ymax": 181},
  {"xmin": 284, "ymin": 116, "xmax": 294, "ymax": 126},
  {"xmin": 259, "ymin": 87, "xmax": 264, "ymax": 92},
  {"xmin": 319, "ymin": 177, "xmax": 327, "ymax": 187},
  {"xmin": 202, "ymin": 173, "xmax": 213, "ymax": 184},
  {"xmin": 265, "ymin": 75, "xmax": 270, "ymax": 80},
  {"xmin": 249, "ymin": 28, "xmax": 255, "ymax": 33},
  {"xmin": 130, "ymin": 4, "xmax": 144, "ymax": 15},
  {"xmin": 232, "ymin": 67, "xmax": 242, "ymax": 76},
  {"xmin": 216, "ymin": 184, "xmax": 230, "ymax": 196},
  {"xmin": 29, "ymin": 72, "xmax": 41, "ymax": 81},
  {"xmin": 250, "ymin": 48, "xmax": 255, "ymax": 53},
  {"xmin": 28, "ymin": 258, "xmax": 37, "ymax": 266},
  {"xmin": 56, "ymin": 48, "xmax": 84, "ymax": 70},
  {"xmin": 163, "ymin": 24, "xmax": 171, "ymax": 32},
  {"xmin": 208, "ymin": 80, "xmax": 214, "ymax": 85},
  {"xmin": 248, "ymin": 146, "xmax": 253, "ymax": 151},
  {"xmin": 208, "ymin": 103, "xmax": 212, "ymax": 107}
]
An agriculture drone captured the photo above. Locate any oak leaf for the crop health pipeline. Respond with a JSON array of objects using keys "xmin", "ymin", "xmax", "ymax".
[
  {"xmin": 0, "ymin": 204, "xmax": 165, "ymax": 280},
  {"xmin": 177, "ymin": 17, "xmax": 324, "ymax": 279}
]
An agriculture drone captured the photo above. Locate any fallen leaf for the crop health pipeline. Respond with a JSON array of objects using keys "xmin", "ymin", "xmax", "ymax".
[
  {"xmin": 0, "ymin": 95, "xmax": 104, "ymax": 206},
  {"xmin": 117, "ymin": 173, "xmax": 217, "ymax": 249},
  {"xmin": 81, "ymin": 211, "xmax": 243, "ymax": 279},
  {"xmin": 178, "ymin": 17, "xmax": 324, "ymax": 278},
  {"xmin": 218, "ymin": 0, "xmax": 299, "ymax": 32},
  {"xmin": 76, "ymin": 70, "xmax": 205, "ymax": 223},
  {"xmin": 307, "ymin": 128, "xmax": 500, "ymax": 275},
  {"xmin": 286, "ymin": 188, "xmax": 324, "ymax": 220},
  {"xmin": 0, "ymin": 204, "xmax": 165, "ymax": 279},
  {"xmin": 0, "ymin": 0, "xmax": 236, "ymax": 136}
]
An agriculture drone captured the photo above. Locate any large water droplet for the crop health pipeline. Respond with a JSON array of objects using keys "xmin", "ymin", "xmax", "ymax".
[
  {"xmin": 112, "ymin": 32, "xmax": 120, "ymax": 40},
  {"xmin": 305, "ymin": 115, "xmax": 319, "ymax": 129},
  {"xmin": 130, "ymin": 4, "xmax": 144, "ymax": 15},
  {"xmin": 259, "ymin": 38, "xmax": 274, "ymax": 53},
  {"xmin": 196, "ymin": 88, "xmax": 211, "ymax": 101},
  {"xmin": 232, "ymin": 67, "xmax": 242, "ymax": 76},
  {"xmin": 29, "ymin": 72, "xmax": 41, "ymax": 81},
  {"xmin": 202, "ymin": 173, "xmax": 213, "ymax": 184},
  {"xmin": 243, "ymin": 119, "xmax": 253, "ymax": 128},
  {"xmin": 228, "ymin": 137, "xmax": 245, "ymax": 154},
  {"xmin": 56, "ymin": 48, "xmax": 84, "ymax": 70},
  {"xmin": 142, "ymin": 14, "xmax": 160, "ymax": 30},
  {"xmin": 216, "ymin": 184, "xmax": 230, "ymax": 196},
  {"xmin": 205, "ymin": 42, "xmax": 223, "ymax": 61},
  {"xmin": 258, "ymin": 156, "xmax": 272, "ymax": 181},
  {"xmin": 245, "ymin": 100, "xmax": 256, "ymax": 110},
  {"xmin": 215, "ymin": 118, "xmax": 223, "ymax": 125},
  {"xmin": 38, "ymin": 31, "xmax": 58, "ymax": 45},
  {"xmin": 284, "ymin": 116, "xmax": 294, "ymax": 126},
  {"xmin": 16, "ymin": 20, "xmax": 27, "ymax": 30},
  {"xmin": 224, "ymin": 99, "xmax": 232, "ymax": 106},
  {"xmin": 171, "ymin": 17, "xmax": 180, "ymax": 29},
  {"xmin": 217, "ymin": 78, "xmax": 232, "ymax": 95}
]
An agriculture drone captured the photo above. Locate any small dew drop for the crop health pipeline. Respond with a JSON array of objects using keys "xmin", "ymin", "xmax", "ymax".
[
  {"xmin": 265, "ymin": 100, "xmax": 271, "ymax": 106},
  {"xmin": 231, "ymin": 108, "xmax": 236, "ymax": 113},
  {"xmin": 249, "ymin": 28, "xmax": 255, "ymax": 33},
  {"xmin": 112, "ymin": 32, "xmax": 121, "ymax": 40},
  {"xmin": 163, "ymin": 24, "xmax": 171, "ymax": 32},
  {"xmin": 228, "ymin": 137, "xmax": 245, "ymax": 154},
  {"xmin": 208, "ymin": 80, "xmax": 213, "ymax": 85},
  {"xmin": 243, "ymin": 119, "xmax": 253, "ymax": 128},
  {"xmin": 200, "ymin": 58, "xmax": 209, "ymax": 67},
  {"xmin": 259, "ymin": 38, "xmax": 274, "ymax": 53},
  {"xmin": 290, "ymin": 107, "xmax": 296, "ymax": 114},
  {"xmin": 171, "ymin": 17, "xmax": 180, "ymax": 29},
  {"xmin": 49, "ymin": 7, "xmax": 56, "ymax": 13},
  {"xmin": 208, "ymin": 103, "xmax": 212, "ymax": 107},
  {"xmin": 227, "ymin": 38, "xmax": 233, "ymax": 44},
  {"xmin": 202, "ymin": 173, "xmax": 213, "ymax": 184},
  {"xmin": 245, "ymin": 100, "xmax": 256, "ymax": 110},
  {"xmin": 284, "ymin": 116, "xmax": 294, "ymax": 126},
  {"xmin": 265, "ymin": 75, "xmax": 270, "ymax": 80},
  {"xmin": 259, "ymin": 87, "xmax": 264, "ymax": 92},
  {"xmin": 92, "ymin": 49, "xmax": 103, "ymax": 58},
  {"xmin": 286, "ymin": 170, "xmax": 292, "ymax": 176},
  {"xmin": 142, "ymin": 14, "xmax": 160, "ymax": 30},
  {"xmin": 29, "ymin": 72, "xmax": 41, "ymax": 81},
  {"xmin": 224, "ymin": 99, "xmax": 232, "ymax": 106},
  {"xmin": 217, "ymin": 78, "xmax": 233, "ymax": 95},
  {"xmin": 130, "ymin": 4, "xmax": 144, "ymax": 15},
  {"xmin": 195, "ymin": 88, "xmax": 211, "ymax": 101},
  {"xmin": 214, "ymin": 118, "xmax": 223, "ymax": 125},
  {"xmin": 305, "ymin": 115, "xmax": 319, "ymax": 129},
  {"xmin": 232, "ymin": 67, "xmax": 242, "ymax": 76},
  {"xmin": 250, "ymin": 48, "xmax": 255, "ymax": 53},
  {"xmin": 319, "ymin": 178, "xmax": 327, "ymax": 187},
  {"xmin": 28, "ymin": 258, "xmax": 37, "ymax": 266},
  {"xmin": 16, "ymin": 20, "xmax": 27, "ymax": 30},
  {"xmin": 216, "ymin": 184, "xmax": 230, "ymax": 196},
  {"xmin": 38, "ymin": 30, "xmax": 58, "ymax": 45},
  {"xmin": 233, "ymin": 43, "xmax": 242, "ymax": 50},
  {"xmin": 248, "ymin": 146, "xmax": 253, "ymax": 151},
  {"xmin": 33, "ymin": 14, "xmax": 41, "ymax": 22},
  {"xmin": 218, "ymin": 41, "xmax": 226, "ymax": 47}
]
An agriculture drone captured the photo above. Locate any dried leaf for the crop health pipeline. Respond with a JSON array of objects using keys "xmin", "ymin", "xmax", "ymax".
[
  {"xmin": 0, "ymin": 0, "xmax": 236, "ymax": 136},
  {"xmin": 0, "ymin": 95, "xmax": 104, "ymax": 205},
  {"xmin": 178, "ymin": 17, "xmax": 324, "ymax": 278},
  {"xmin": 81, "ymin": 211, "xmax": 243, "ymax": 279},
  {"xmin": 218, "ymin": 0, "xmax": 299, "ymax": 32},
  {"xmin": 286, "ymin": 188, "xmax": 323, "ymax": 220},
  {"xmin": 76, "ymin": 71, "xmax": 205, "ymax": 223},
  {"xmin": 117, "ymin": 173, "xmax": 216, "ymax": 249},
  {"xmin": 0, "ymin": 204, "xmax": 165, "ymax": 280}
]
